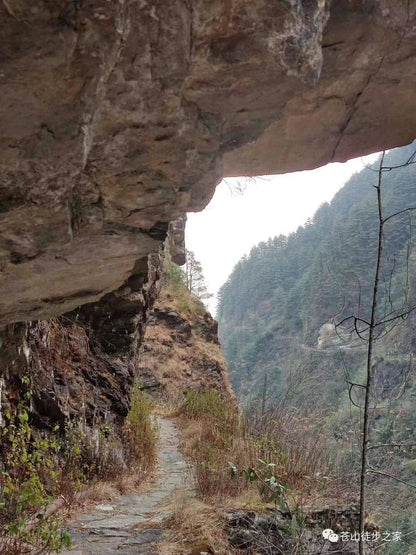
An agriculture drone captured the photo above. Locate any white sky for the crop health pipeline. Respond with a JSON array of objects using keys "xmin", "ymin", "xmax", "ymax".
[{"xmin": 185, "ymin": 153, "xmax": 379, "ymax": 315}]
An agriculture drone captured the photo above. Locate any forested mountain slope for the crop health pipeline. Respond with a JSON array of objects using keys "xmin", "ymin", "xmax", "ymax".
[
  {"xmin": 218, "ymin": 143, "xmax": 416, "ymax": 548},
  {"xmin": 218, "ymin": 142, "xmax": 416, "ymax": 405}
]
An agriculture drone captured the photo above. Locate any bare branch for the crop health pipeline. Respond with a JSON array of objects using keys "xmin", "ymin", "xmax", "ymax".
[
  {"xmin": 368, "ymin": 443, "xmax": 416, "ymax": 450},
  {"xmin": 375, "ymin": 304, "xmax": 416, "ymax": 328},
  {"xmin": 358, "ymin": 150, "xmax": 385, "ymax": 554},
  {"xmin": 367, "ymin": 466, "xmax": 416, "ymax": 489},
  {"xmin": 382, "ymin": 206, "xmax": 416, "ymax": 225}
]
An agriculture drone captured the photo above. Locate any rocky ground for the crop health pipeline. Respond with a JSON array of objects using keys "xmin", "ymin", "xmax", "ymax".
[
  {"xmin": 61, "ymin": 415, "xmax": 377, "ymax": 555},
  {"xmin": 63, "ymin": 418, "xmax": 190, "ymax": 555}
]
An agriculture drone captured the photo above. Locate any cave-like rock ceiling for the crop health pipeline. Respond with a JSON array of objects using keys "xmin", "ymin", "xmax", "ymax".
[{"xmin": 1, "ymin": 0, "xmax": 415, "ymax": 324}]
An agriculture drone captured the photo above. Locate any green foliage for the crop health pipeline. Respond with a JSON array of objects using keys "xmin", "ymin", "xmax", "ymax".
[
  {"xmin": 185, "ymin": 250, "xmax": 213, "ymax": 300},
  {"xmin": 0, "ymin": 379, "xmax": 70, "ymax": 553},
  {"xmin": 229, "ymin": 459, "xmax": 289, "ymax": 509},
  {"xmin": 218, "ymin": 141, "xmax": 416, "ymax": 544},
  {"xmin": 181, "ymin": 389, "xmax": 251, "ymax": 498},
  {"xmin": 124, "ymin": 385, "xmax": 158, "ymax": 473},
  {"xmin": 165, "ymin": 260, "xmax": 187, "ymax": 292},
  {"xmin": 164, "ymin": 259, "xmax": 207, "ymax": 316},
  {"xmin": 59, "ymin": 420, "xmax": 124, "ymax": 488},
  {"xmin": 218, "ymin": 142, "xmax": 416, "ymax": 401},
  {"xmin": 182, "ymin": 390, "xmax": 237, "ymax": 432},
  {"xmin": 0, "ymin": 378, "xmax": 158, "ymax": 553}
]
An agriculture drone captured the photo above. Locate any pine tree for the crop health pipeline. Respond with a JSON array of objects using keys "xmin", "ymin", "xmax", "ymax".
[{"xmin": 185, "ymin": 250, "xmax": 212, "ymax": 300}]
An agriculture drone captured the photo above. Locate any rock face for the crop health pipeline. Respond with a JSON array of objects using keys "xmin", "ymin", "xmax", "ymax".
[
  {"xmin": 224, "ymin": 0, "xmax": 416, "ymax": 176},
  {"xmin": 0, "ymin": 252, "xmax": 164, "ymax": 428},
  {"xmin": 0, "ymin": 251, "xmax": 232, "ymax": 427},
  {"xmin": 136, "ymin": 277, "xmax": 234, "ymax": 400},
  {"xmin": 2, "ymin": 1, "xmax": 416, "ymax": 323},
  {"xmin": 1, "ymin": 0, "xmax": 416, "ymax": 432}
]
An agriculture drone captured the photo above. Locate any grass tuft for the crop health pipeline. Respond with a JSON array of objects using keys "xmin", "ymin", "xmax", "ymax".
[{"xmin": 123, "ymin": 384, "xmax": 158, "ymax": 478}]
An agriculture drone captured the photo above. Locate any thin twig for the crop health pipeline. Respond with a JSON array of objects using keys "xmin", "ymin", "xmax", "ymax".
[{"xmin": 367, "ymin": 467, "xmax": 416, "ymax": 489}]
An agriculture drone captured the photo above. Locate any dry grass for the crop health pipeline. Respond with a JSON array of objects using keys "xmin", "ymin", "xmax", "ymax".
[
  {"xmin": 182, "ymin": 419, "xmax": 255, "ymax": 499},
  {"xmin": 137, "ymin": 285, "xmax": 234, "ymax": 400},
  {"xmin": 246, "ymin": 408, "xmax": 334, "ymax": 489},
  {"xmin": 177, "ymin": 390, "xmax": 335, "ymax": 508},
  {"xmin": 161, "ymin": 264, "xmax": 207, "ymax": 319},
  {"xmin": 63, "ymin": 469, "xmax": 160, "ymax": 522},
  {"xmin": 158, "ymin": 494, "xmax": 234, "ymax": 555},
  {"xmin": 123, "ymin": 385, "xmax": 159, "ymax": 478},
  {"xmin": 178, "ymin": 390, "xmax": 255, "ymax": 500},
  {"xmin": 164, "ymin": 392, "xmax": 349, "ymax": 555}
]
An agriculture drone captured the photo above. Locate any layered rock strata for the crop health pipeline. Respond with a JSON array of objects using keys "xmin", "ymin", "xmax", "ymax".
[{"xmin": 3, "ymin": 2, "xmax": 415, "ymax": 322}]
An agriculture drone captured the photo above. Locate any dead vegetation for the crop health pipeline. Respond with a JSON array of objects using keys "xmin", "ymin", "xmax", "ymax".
[
  {"xmin": 137, "ymin": 275, "xmax": 234, "ymax": 400},
  {"xmin": 176, "ymin": 390, "xmax": 334, "ymax": 503},
  {"xmin": 156, "ymin": 389, "xmax": 343, "ymax": 554},
  {"xmin": 159, "ymin": 495, "xmax": 234, "ymax": 555}
]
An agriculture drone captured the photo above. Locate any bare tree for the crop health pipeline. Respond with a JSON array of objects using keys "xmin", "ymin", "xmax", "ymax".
[{"xmin": 336, "ymin": 148, "xmax": 416, "ymax": 554}]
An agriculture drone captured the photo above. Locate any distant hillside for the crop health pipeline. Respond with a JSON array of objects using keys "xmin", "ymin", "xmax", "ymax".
[
  {"xmin": 218, "ymin": 142, "xmax": 416, "ymax": 402},
  {"xmin": 217, "ymin": 143, "xmax": 416, "ymax": 549}
]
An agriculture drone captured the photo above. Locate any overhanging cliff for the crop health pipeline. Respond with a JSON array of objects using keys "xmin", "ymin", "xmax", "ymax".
[{"xmin": 1, "ymin": 1, "xmax": 416, "ymax": 324}]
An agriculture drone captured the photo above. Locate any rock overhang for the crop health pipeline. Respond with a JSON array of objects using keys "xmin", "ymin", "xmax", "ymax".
[{"xmin": 0, "ymin": 0, "xmax": 415, "ymax": 324}]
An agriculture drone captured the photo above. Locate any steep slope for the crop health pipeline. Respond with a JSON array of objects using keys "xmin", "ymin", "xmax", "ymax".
[
  {"xmin": 1, "ymin": 255, "xmax": 231, "ymax": 433},
  {"xmin": 136, "ymin": 267, "xmax": 233, "ymax": 401},
  {"xmin": 218, "ymin": 142, "xmax": 416, "ymax": 402},
  {"xmin": 218, "ymin": 142, "xmax": 416, "ymax": 548}
]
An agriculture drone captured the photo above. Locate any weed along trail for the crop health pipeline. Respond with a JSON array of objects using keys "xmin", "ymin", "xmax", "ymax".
[{"xmin": 63, "ymin": 418, "xmax": 189, "ymax": 554}]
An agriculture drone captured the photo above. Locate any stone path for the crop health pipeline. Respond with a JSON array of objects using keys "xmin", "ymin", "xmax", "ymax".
[{"xmin": 63, "ymin": 418, "xmax": 189, "ymax": 554}]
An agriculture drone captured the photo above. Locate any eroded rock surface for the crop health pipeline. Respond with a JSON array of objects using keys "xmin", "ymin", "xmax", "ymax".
[
  {"xmin": 3, "ymin": 1, "xmax": 415, "ymax": 323},
  {"xmin": 136, "ymin": 276, "xmax": 234, "ymax": 400},
  {"xmin": 224, "ymin": 1, "xmax": 416, "ymax": 176},
  {"xmin": 0, "ymin": 251, "xmax": 163, "ymax": 427},
  {"xmin": 0, "ymin": 246, "xmax": 233, "ymax": 432}
]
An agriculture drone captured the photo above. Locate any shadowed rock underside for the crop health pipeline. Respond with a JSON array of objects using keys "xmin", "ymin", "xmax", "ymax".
[{"xmin": 1, "ymin": 1, "xmax": 416, "ymax": 323}]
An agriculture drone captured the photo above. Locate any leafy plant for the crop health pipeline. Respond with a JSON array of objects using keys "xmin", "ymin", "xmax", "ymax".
[
  {"xmin": 0, "ymin": 378, "xmax": 71, "ymax": 553},
  {"xmin": 164, "ymin": 260, "xmax": 187, "ymax": 292},
  {"xmin": 229, "ymin": 459, "xmax": 289, "ymax": 510}
]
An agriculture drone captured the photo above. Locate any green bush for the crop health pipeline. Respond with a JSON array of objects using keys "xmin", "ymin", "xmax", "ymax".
[
  {"xmin": 0, "ymin": 377, "xmax": 127, "ymax": 553},
  {"xmin": 59, "ymin": 420, "xmax": 124, "ymax": 492},
  {"xmin": 165, "ymin": 261, "xmax": 187, "ymax": 292},
  {"xmin": 123, "ymin": 385, "xmax": 158, "ymax": 475},
  {"xmin": 0, "ymin": 396, "xmax": 71, "ymax": 553},
  {"xmin": 0, "ymin": 379, "xmax": 160, "ymax": 552},
  {"xmin": 182, "ymin": 390, "xmax": 237, "ymax": 428}
]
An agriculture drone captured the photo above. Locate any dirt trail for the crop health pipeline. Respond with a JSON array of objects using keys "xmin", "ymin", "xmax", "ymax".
[{"xmin": 63, "ymin": 418, "xmax": 189, "ymax": 554}]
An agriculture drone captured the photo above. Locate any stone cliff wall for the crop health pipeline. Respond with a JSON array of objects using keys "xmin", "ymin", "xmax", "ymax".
[
  {"xmin": 0, "ymin": 251, "xmax": 163, "ymax": 428},
  {"xmin": 0, "ymin": 248, "xmax": 232, "ymax": 429},
  {"xmin": 136, "ymin": 276, "xmax": 233, "ymax": 401},
  {"xmin": 2, "ymin": 1, "xmax": 415, "ymax": 323},
  {"xmin": 1, "ymin": 0, "xmax": 416, "ymax": 430}
]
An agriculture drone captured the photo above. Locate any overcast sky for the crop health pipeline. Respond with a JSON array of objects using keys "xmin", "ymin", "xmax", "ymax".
[{"xmin": 185, "ymin": 153, "xmax": 379, "ymax": 314}]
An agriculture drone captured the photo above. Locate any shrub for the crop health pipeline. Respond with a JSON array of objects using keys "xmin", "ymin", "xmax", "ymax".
[
  {"xmin": 180, "ymin": 390, "xmax": 333, "ymax": 502},
  {"xmin": 165, "ymin": 261, "xmax": 187, "ymax": 293},
  {"xmin": 123, "ymin": 385, "xmax": 158, "ymax": 477},
  {"xmin": 247, "ymin": 408, "xmax": 333, "ymax": 488},
  {"xmin": 0, "ymin": 376, "xmax": 135, "ymax": 553},
  {"xmin": 180, "ymin": 390, "xmax": 252, "ymax": 498},
  {"xmin": 58, "ymin": 420, "xmax": 125, "ymax": 496},
  {"xmin": 182, "ymin": 390, "xmax": 237, "ymax": 427},
  {"xmin": 0, "ymin": 398, "xmax": 71, "ymax": 554}
]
